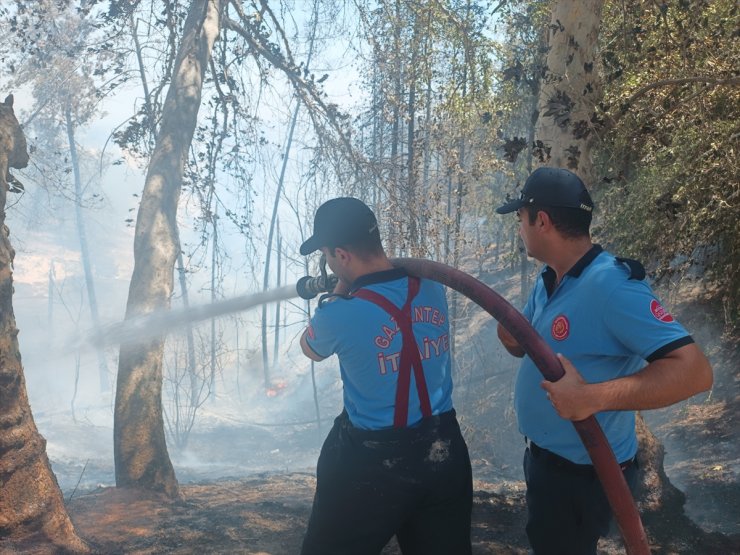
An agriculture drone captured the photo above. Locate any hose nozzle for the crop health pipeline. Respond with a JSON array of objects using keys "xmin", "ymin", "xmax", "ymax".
[
  {"xmin": 297, "ymin": 253, "xmax": 338, "ymax": 299},
  {"xmin": 296, "ymin": 274, "xmax": 339, "ymax": 299}
]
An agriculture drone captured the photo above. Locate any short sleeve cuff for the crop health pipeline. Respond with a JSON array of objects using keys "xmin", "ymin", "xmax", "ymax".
[{"xmin": 646, "ymin": 336, "xmax": 694, "ymax": 362}]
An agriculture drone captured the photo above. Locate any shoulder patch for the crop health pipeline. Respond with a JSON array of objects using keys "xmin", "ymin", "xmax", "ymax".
[
  {"xmin": 650, "ymin": 299, "xmax": 674, "ymax": 323},
  {"xmin": 615, "ymin": 257, "xmax": 646, "ymax": 281}
]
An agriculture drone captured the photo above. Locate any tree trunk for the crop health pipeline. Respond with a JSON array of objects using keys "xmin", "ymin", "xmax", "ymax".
[
  {"xmin": 176, "ymin": 251, "xmax": 199, "ymax": 409},
  {"xmin": 0, "ymin": 97, "xmax": 87, "ymax": 553},
  {"xmin": 114, "ymin": 0, "xmax": 224, "ymax": 498},
  {"xmin": 519, "ymin": 89, "xmax": 539, "ymax": 306},
  {"xmin": 262, "ymin": 104, "xmax": 298, "ymax": 387},
  {"xmin": 634, "ymin": 414, "xmax": 685, "ymax": 514},
  {"xmin": 210, "ymin": 208, "xmax": 218, "ymax": 399},
  {"xmin": 406, "ymin": 10, "xmax": 420, "ymax": 255},
  {"xmin": 534, "ymin": 0, "xmax": 604, "ymax": 181},
  {"xmin": 47, "ymin": 261, "xmax": 55, "ymax": 343},
  {"xmin": 303, "ymin": 257, "xmax": 321, "ymax": 433},
  {"xmin": 261, "ymin": 0, "xmax": 320, "ymax": 387},
  {"xmin": 65, "ymin": 101, "xmax": 110, "ymax": 393},
  {"xmin": 420, "ymin": 9, "xmax": 433, "ymax": 249},
  {"xmin": 388, "ymin": 0, "xmax": 403, "ymax": 255},
  {"xmin": 272, "ymin": 226, "xmax": 281, "ymax": 368},
  {"xmin": 449, "ymin": 50, "xmax": 469, "ymax": 373}
]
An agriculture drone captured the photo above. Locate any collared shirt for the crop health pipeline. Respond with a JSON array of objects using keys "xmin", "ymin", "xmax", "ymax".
[
  {"xmin": 305, "ymin": 268, "xmax": 454, "ymax": 430},
  {"xmin": 516, "ymin": 245, "xmax": 693, "ymax": 463}
]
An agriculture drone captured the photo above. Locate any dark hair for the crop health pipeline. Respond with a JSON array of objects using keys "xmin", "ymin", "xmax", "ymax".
[
  {"xmin": 526, "ymin": 204, "xmax": 592, "ymax": 238},
  {"xmin": 329, "ymin": 227, "xmax": 384, "ymax": 258}
]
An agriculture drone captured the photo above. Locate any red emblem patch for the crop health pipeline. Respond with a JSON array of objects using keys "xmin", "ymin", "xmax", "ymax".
[
  {"xmin": 650, "ymin": 299, "xmax": 674, "ymax": 323},
  {"xmin": 551, "ymin": 315, "xmax": 570, "ymax": 341}
]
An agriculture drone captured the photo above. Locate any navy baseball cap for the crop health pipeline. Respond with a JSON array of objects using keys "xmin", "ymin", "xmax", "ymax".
[
  {"xmin": 300, "ymin": 197, "xmax": 379, "ymax": 255},
  {"xmin": 496, "ymin": 167, "xmax": 594, "ymax": 214}
]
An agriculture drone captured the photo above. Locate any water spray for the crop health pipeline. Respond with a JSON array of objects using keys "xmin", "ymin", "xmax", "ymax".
[
  {"xmin": 88, "ymin": 285, "xmax": 300, "ymax": 348},
  {"xmin": 86, "ymin": 256, "xmax": 337, "ymax": 349}
]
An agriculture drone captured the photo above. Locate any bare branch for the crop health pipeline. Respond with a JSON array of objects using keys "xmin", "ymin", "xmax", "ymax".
[{"xmin": 222, "ymin": 13, "xmax": 368, "ymax": 185}]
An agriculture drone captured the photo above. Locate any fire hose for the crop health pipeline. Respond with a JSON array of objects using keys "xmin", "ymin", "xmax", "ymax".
[{"xmin": 298, "ymin": 257, "xmax": 650, "ymax": 555}]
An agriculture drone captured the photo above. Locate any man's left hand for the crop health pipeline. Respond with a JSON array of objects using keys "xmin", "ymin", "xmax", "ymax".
[{"xmin": 541, "ymin": 354, "xmax": 597, "ymax": 421}]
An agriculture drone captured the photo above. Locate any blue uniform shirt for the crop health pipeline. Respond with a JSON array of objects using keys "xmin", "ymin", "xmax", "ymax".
[
  {"xmin": 305, "ymin": 268, "xmax": 454, "ymax": 430},
  {"xmin": 516, "ymin": 245, "xmax": 694, "ymax": 464}
]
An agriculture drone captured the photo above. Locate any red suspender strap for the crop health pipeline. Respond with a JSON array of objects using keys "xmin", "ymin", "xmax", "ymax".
[{"xmin": 353, "ymin": 276, "xmax": 433, "ymax": 428}]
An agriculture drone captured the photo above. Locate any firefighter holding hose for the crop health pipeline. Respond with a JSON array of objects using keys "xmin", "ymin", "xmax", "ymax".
[
  {"xmin": 298, "ymin": 198, "xmax": 473, "ymax": 555},
  {"xmin": 495, "ymin": 167, "xmax": 713, "ymax": 555}
]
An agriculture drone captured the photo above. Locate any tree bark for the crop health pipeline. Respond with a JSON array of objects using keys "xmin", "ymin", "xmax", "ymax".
[
  {"xmin": 114, "ymin": 0, "xmax": 224, "ymax": 498},
  {"xmin": 534, "ymin": 0, "xmax": 604, "ymax": 181},
  {"xmin": 0, "ymin": 98, "xmax": 88, "ymax": 552},
  {"xmin": 634, "ymin": 414, "xmax": 686, "ymax": 515}
]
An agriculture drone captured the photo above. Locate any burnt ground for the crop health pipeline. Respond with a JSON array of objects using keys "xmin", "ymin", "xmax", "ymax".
[
  {"xmin": 65, "ymin": 476, "xmax": 530, "ymax": 555},
  {"xmin": 64, "ymin": 467, "xmax": 738, "ymax": 555}
]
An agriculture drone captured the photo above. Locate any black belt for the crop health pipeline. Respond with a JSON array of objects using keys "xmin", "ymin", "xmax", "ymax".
[
  {"xmin": 527, "ymin": 440, "xmax": 636, "ymax": 477},
  {"xmin": 337, "ymin": 409, "xmax": 459, "ymax": 441}
]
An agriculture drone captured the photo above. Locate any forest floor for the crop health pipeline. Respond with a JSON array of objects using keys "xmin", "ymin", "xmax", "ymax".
[
  {"xmin": 63, "ymin": 468, "xmax": 740, "ymax": 555},
  {"xmin": 14, "ymin": 268, "xmax": 740, "ymax": 554}
]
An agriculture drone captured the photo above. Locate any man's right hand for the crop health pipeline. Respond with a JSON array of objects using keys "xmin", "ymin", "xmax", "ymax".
[{"xmin": 497, "ymin": 323, "xmax": 525, "ymax": 358}]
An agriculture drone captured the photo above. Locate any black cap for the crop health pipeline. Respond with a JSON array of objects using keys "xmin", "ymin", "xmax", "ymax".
[
  {"xmin": 300, "ymin": 197, "xmax": 379, "ymax": 255},
  {"xmin": 495, "ymin": 167, "xmax": 594, "ymax": 214}
]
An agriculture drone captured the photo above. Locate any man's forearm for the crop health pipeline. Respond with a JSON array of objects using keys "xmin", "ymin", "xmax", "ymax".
[{"xmin": 589, "ymin": 344, "xmax": 712, "ymax": 413}]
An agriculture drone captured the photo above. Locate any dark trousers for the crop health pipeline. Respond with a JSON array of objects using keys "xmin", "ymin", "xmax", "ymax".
[
  {"xmin": 301, "ymin": 410, "xmax": 473, "ymax": 555},
  {"xmin": 523, "ymin": 443, "xmax": 639, "ymax": 555}
]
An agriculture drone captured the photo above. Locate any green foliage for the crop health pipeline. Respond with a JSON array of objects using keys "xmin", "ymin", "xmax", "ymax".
[{"xmin": 596, "ymin": 0, "xmax": 740, "ymax": 328}]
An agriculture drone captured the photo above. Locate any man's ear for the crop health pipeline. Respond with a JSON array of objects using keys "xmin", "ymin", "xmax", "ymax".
[
  {"xmin": 537, "ymin": 210, "xmax": 551, "ymax": 229},
  {"xmin": 334, "ymin": 246, "xmax": 351, "ymax": 266}
]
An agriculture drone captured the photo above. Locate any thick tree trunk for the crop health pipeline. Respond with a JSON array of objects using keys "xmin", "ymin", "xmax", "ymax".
[
  {"xmin": 114, "ymin": 0, "xmax": 224, "ymax": 498},
  {"xmin": 634, "ymin": 414, "xmax": 685, "ymax": 514},
  {"xmin": 534, "ymin": 0, "xmax": 604, "ymax": 181},
  {"xmin": 0, "ymin": 97, "xmax": 87, "ymax": 552}
]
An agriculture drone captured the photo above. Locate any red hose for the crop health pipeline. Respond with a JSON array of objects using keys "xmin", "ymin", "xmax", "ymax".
[{"xmin": 394, "ymin": 258, "xmax": 650, "ymax": 555}]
